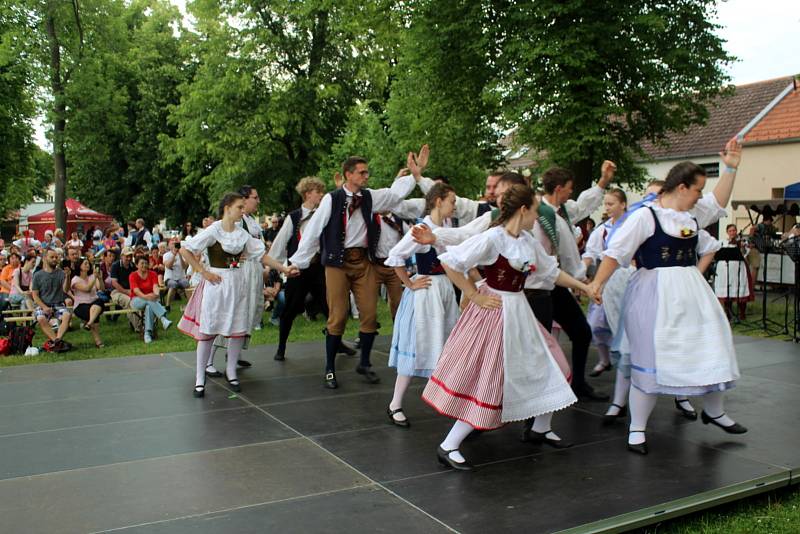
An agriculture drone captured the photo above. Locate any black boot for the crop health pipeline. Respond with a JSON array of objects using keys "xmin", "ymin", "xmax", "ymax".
[
  {"xmin": 324, "ymin": 334, "xmax": 341, "ymax": 388},
  {"xmin": 355, "ymin": 332, "xmax": 380, "ymax": 384}
]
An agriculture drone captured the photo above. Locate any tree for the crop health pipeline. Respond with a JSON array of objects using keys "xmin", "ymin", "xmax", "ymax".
[
  {"xmin": 165, "ymin": 0, "xmax": 402, "ymax": 214},
  {"xmin": 494, "ymin": 0, "xmax": 734, "ymax": 191},
  {"xmin": 0, "ymin": 4, "xmax": 39, "ymax": 216},
  {"xmin": 386, "ymin": 0, "xmax": 503, "ymax": 197}
]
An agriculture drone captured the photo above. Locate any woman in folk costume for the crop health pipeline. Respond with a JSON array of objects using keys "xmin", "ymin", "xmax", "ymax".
[
  {"xmin": 422, "ymin": 184, "xmax": 598, "ymax": 471},
  {"xmin": 582, "ymin": 188, "xmax": 631, "ymax": 378},
  {"xmin": 591, "ymin": 143, "xmax": 747, "ymax": 456},
  {"xmin": 178, "ymin": 193, "xmax": 297, "ymax": 397},
  {"xmin": 714, "ymin": 223, "xmax": 754, "ymax": 320},
  {"xmin": 384, "ymin": 183, "xmax": 461, "ymax": 428}
]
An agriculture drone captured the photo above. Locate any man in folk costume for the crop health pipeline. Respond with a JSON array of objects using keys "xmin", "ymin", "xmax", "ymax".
[
  {"xmin": 289, "ymin": 150, "xmax": 425, "ymax": 389},
  {"xmin": 269, "ymin": 176, "xmax": 354, "ymax": 361},
  {"xmin": 528, "ymin": 162, "xmax": 616, "ymax": 402}
]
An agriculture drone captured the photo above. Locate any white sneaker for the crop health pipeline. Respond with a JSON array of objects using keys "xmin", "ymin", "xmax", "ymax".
[
  {"xmin": 144, "ymin": 332, "xmax": 153, "ymax": 344},
  {"xmin": 160, "ymin": 317, "xmax": 172, "ymax": 331}
]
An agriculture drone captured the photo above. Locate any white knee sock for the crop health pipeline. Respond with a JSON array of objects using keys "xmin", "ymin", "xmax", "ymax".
[
  {"xmin": 531, "ymin": 411, "xmax": 561, "ymax": 441},
  {"xmin": 628, "ymin": 386, "xmax": 657, "ymax": 445},
  {"xmin": 441, "ymin": 420, "xmax": 474, "ymax": 463},
  {"xmin": 595, "ymin": 344, "xmax": 611, "ymax": 367},
  {"xmin": 703, "ymin": 391, "xmax": 736, "ymax": 427},
  {"xmin": 389, "ymin": 375, "xmax": 413, "ymax": 421},
  {"xmin": 225, "ymin": 337, "xmax": 245, "ymax": 381},
  {"xmin": 606, "ymin": 370, "xmax": 630, "ymax": 416},
  {"xmin": 195, "ymin": 339, "xmax": 214, "ymax": 387},
  {"xmin": 206, "ymin": 345, "xmax": 219, "ymax": 372}
]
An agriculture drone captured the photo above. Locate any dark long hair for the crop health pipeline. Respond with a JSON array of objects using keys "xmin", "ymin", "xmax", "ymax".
[
  {"xmin": 662, "ymin": 162, "xmax": 705, "ymax": 194},
  {"xmin": 217, "ymin": 192, "xmax": 245, "ymax": 219},
  {"xmin": 490, "ymin": 184, "xmax": 536, "ymax": 228}
]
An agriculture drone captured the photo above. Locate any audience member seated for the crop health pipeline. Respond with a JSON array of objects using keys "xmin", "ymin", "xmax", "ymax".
[
  {"xmin": 13, "ymin": 230, "xmax": 41, "ymax": 256},
  {"xmin": 31, "ymin": 249, "xmax": 73, "ymax": 352},
  {"xmin": 163, "ymin": 238, "xmax": 189, "ymax": 309},
  {"xmin": 71, "ymin": 258, "xmax": 106, "ymax": 348},
  {"xmin": 0, "ymin": 252, "xmax": 21, "ymax": 310},
  {"xmin": 129, "ymin": 256, "xmax": 172, "ymax": 343},
  {"xmin": 10, "ymin": 253, "xmax": 36, "ymax": 310},
  {"xmin": 110, "ymin": 247, "xmax": 138, "ymax": 327}
]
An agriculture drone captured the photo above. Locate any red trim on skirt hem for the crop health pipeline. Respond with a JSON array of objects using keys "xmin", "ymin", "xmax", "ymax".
[
  {"xmin": 422, "ymin": 394, "xmax": 503, "ymax": 431},
  {"xmin": 427, "ymin": 376, "xmax": 502, "ymax": 410}
]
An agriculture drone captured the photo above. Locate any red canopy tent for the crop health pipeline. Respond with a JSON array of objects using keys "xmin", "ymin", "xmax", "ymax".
[{"xmin": 27, "ymin": 198, "xmax": 115, "ymax": 240}]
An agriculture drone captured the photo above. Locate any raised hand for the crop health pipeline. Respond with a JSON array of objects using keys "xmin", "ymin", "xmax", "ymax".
[
  {"xmin": 416, "ymin": 144, "xmax": 430, "ymax": 171},
  {"xmin": 396, "ymin": 167, "xmax": 411, "ymax": 178},
  {"xmin": 598, "ymin": 160, "xmax": 617, "ymax": 188},
  {"xmin": 720, "ymin": 137, "xmax": 742, "ymax": 170},
  {"xmin": 410, "ymin": 224, "xmax": 436, "ymax": 245},
  {"xmin": 407, "ymin": 151, "xmax": 421, "ymax": 180},
  {"xmin": 333, "ymin": 172, "xmax": 344, "ymax": 188}
]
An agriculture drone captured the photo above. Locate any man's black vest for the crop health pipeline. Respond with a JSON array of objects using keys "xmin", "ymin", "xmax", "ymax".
[
  {"xmin": 287, "ymin": 208, "xmax": 303, "ymax": 260},
  {"xmin": 476, "ymin": 202, "xmax": 494, "ymax": 217},
  {"xmin": 321, "ymin": 189, "xmax": 380, "ymax": 267}
]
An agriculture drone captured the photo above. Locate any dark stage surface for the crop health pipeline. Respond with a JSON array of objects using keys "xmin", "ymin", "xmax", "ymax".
[{"xmin": 0, "ymin": 335, "xmax": 797, "ymax": 533}]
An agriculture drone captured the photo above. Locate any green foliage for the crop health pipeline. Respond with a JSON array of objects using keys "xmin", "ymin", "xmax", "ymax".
[
  {"xmin": 165, "ymin": 0, "xmax": 403, "ymax": 214},
  {"xmin": 0, "ymin": 4, "xmax": 39, "ymax": 216},
  {"xmin": 494, "ymin": 0, "xmax": 733, "ymax": 190},
  {"xmin": 385, "ymin": 0, "xmax": 502, "ymax": 198}
]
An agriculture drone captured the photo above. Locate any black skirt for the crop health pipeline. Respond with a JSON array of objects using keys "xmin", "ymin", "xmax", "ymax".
[{"xmin": 74, "ymin": 299, "xmax": 105, "ymax": 322}]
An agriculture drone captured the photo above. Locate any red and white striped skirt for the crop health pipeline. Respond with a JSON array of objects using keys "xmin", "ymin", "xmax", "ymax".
[{"xmin": 422, "ymin": 287, "xmax": 505, "ymax": 430}]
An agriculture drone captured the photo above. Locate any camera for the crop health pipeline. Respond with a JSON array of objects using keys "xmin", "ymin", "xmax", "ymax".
[{"xmin": 175, "ymin": 242, "xmax": 181, "ymax": 249}]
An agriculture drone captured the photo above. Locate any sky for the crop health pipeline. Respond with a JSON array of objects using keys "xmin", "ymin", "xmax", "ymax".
[{"xmin": 33, "ymin": 0, "xmax": 800, "ymax": 148}]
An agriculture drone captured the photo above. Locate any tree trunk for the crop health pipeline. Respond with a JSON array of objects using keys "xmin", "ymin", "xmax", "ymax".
[
  {"xmin": 46, "ymin": 12, "xmax": 68, "ymax": 231},
  {"xmin": 569, "ymin": 155, "xmax": 594, "ymax": 199}
]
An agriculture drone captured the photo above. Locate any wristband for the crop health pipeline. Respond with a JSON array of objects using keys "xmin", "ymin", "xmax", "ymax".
[{"xmin": 723, "ymin": 165, "xmax": 738, "ymax": 174}]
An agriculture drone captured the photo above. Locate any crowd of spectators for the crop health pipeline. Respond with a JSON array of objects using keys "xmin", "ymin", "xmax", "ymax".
[{"xmin": 0, "ymin": 210, "xmax": 293, "ymax": 354}]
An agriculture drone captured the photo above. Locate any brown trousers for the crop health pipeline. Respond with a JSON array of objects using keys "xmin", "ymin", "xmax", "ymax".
[
  {"xmin": 325, "ymin": 255, "xmax": 378, "ymax": 336},
  {"xmin": 371, "ymin": 262, "xmax": 404, "ymax": 320}
]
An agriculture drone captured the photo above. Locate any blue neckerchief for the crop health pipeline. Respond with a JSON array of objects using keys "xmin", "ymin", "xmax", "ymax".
[{"xmin": 603, "ymin": 192, "xmax": 658, "ymax": 248}]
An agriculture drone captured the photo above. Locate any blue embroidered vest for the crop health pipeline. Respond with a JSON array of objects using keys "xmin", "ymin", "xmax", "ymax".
[
  {"xmin": 634, "ymin": 207, "xmax": 698, "ymax": 269},
  {"xmin": 415, "ymin": 247, "xmax": 445, "ymax": 275}
]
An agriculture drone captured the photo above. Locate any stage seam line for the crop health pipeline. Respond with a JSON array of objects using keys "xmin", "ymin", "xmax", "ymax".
[
  {"xmin": 93, "ymin": 484, "xmax": 404, "ymax": 534},
  {"xmin": 253, "ymin": 384, "xmax": 423, "ymax": 408},
  {"xmin": 0, "ymin": 404, "xmax": 259, "ymax": 439},
  {"xmin": 167, "ymin": 353, "xmax": 460, "ymax": 534},
  {"xmin": 0, "ymin": 437, "xmax": 304, "ymax": 483}
]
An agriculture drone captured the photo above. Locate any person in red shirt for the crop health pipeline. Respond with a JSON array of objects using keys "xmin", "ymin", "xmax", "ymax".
[{"xmin": 129, "ymin": 256, "xmax": 171, "ymax": 343}]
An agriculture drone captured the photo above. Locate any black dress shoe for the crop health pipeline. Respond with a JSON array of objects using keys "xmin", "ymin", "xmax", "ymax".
[
  {"xmin": 237, "ymin": 359, "xmax": 252, "ymax": 368},
  {"xmin": 226, "ymin": 375, "xmax": 242, "ymax": 393},
  {"xmin": 701, "ymin": 411, "xmax": 747, "ymax": 434},
  {"xmin": 573, "ymin": 384, "xmax": 610, "ymax": 402},
  {"xmin": 527, "ymin": 430, "xmax": 573, "ymax": 449},
  {"xmin": 193, "ymin": 385, "xmax": 205, "ymax": 398},
  {"xmin": 602, "ymin": 403, "xmax": 628, "ymax": 425},
  {"xmin": 387, "ymin": 406, "xmax": 410, "ymax": 428},
  {"xmin": 338, "ymin": 341, "xmax": 357, "ymax": 356},
  {"xmin": 520, "ymin": 418, "xmax": 534, "ymax": 442},
  {"xmin": 205, "ymin": 366, "xmax": 223, "ymax": 378},
  {"xmin": 436, "ymin": 446, "xmax": 473, "ymax": 471},
  {"xmin": 324, "ymin": 372, "xmax": 338, "ymax": 389},
  {"xmin": 355, "ymin": 365, "xmax": 380, "ymax": 384},
  {"xmin": 674, "ymin": 398, "xmax": 698, "ymax": 421},
  {"xmin": 274, "ymin": 350, "xmax": 286, "ymax": 361},
  {"xmin": 589, "ymin": 363, "xmax": 613, "ymax": 377},
  {"xmin": 627, "ymin": 431, "xmax": 648, "ymax": 455}
]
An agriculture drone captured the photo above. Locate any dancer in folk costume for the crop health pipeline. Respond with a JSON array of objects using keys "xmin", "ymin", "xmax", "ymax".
[
  {"xmin": 423, "ymin": 185, "xmax": 597, "ymax": 471},
  {"xmin": 289, "ymin": 150, "xmax": 424, "ymax": 389},
  {"xmin": 590, "ymin": 138, "xmax": 748, "ymax": 455},
  {"xmin": 179, "ymin": 193, "xmax": 297, "ymax": 397},
  {"xmin": 384, "ymin": 183, "xmax": 461, "ymax": 427},
  {"xmin": 206, "ymin": 185, "xmax": 271, "ymax": 375}
]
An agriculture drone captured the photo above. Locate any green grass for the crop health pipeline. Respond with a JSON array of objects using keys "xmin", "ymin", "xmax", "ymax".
[
  {"xmin": 0, "ymin": 298, "xmax": 394, "ymax": 367},
  {"xmin": 730, "ymin": 289, "xmax": 796, "ymax": 342},
  {"xmin": 636, "ymin": 484, "xmax": 800, "ymax": 534}
]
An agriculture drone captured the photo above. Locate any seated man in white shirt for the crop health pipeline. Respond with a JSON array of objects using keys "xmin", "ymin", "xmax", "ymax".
[{"xmin": 163, "ymin": 238, "xmax": 189, "ymax": 308}]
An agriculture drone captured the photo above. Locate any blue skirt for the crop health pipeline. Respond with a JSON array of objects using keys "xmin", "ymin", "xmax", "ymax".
[{"xmin": 388, "ymin": 288, "xmax": 433, "ymax": 378}]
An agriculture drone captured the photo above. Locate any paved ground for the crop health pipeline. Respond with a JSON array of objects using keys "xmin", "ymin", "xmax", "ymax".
[{"xmin": 0, "ymin": 335, "xmax": 797, "ymax": 533}]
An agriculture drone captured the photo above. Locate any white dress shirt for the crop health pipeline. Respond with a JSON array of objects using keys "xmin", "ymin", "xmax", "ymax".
[
  {"xmin": 289, "ymin": 175, "xmax": 416, "ymax": 269},
  {"xmin": 268, "ymin": 206, "xmax": 315, "ymax": 264}
]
